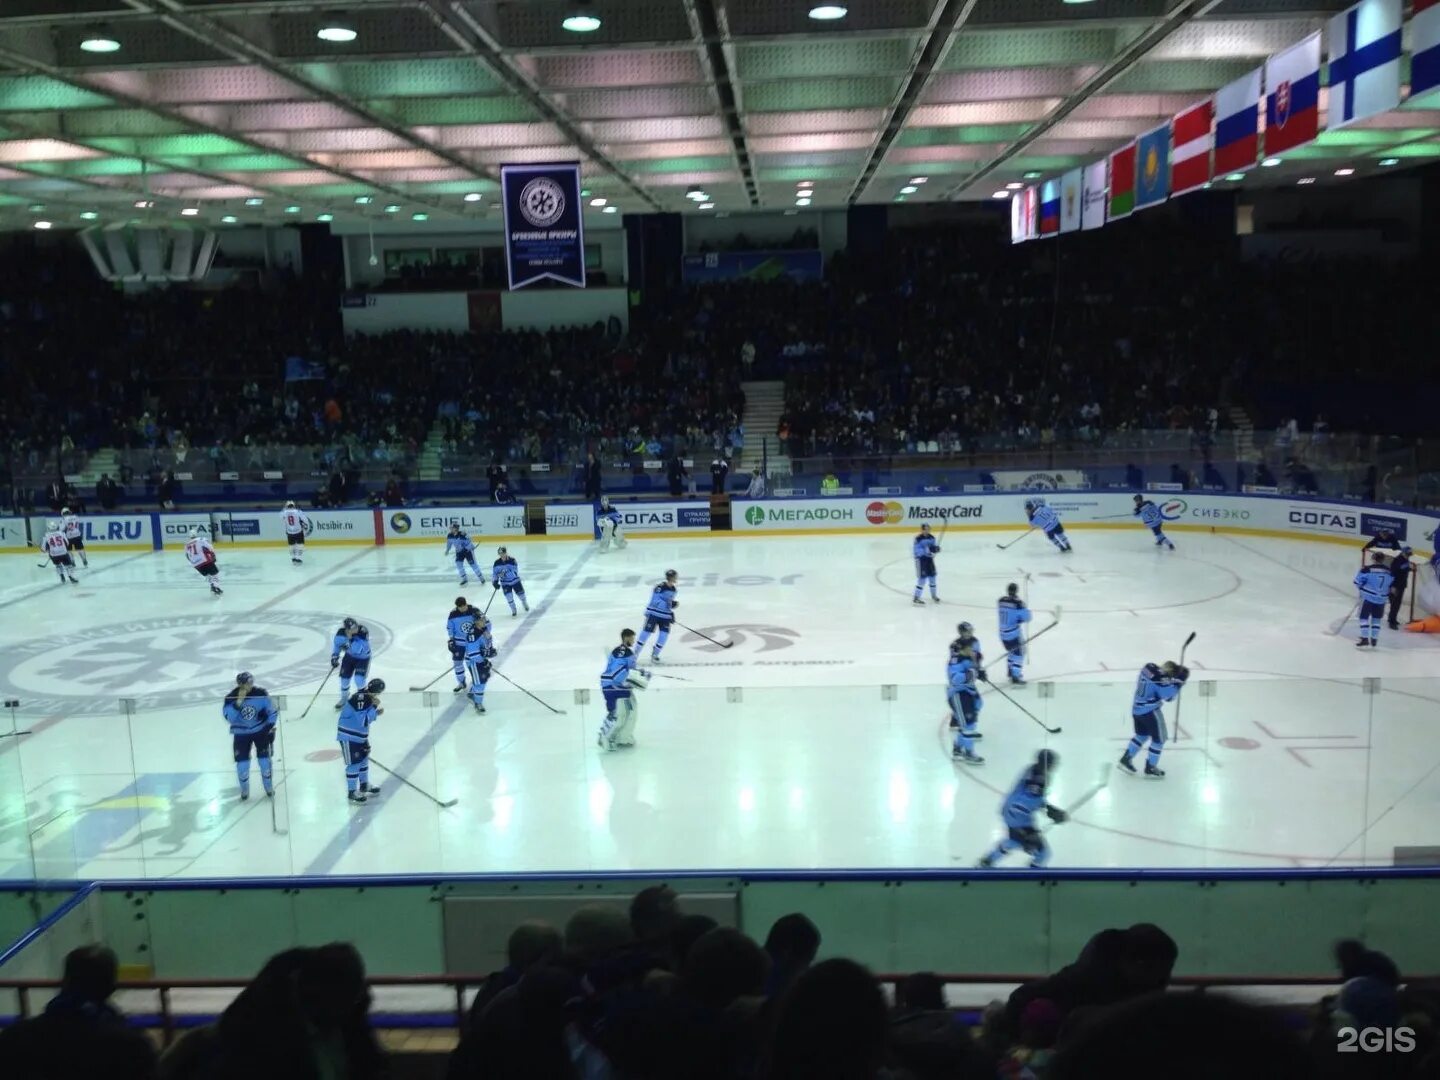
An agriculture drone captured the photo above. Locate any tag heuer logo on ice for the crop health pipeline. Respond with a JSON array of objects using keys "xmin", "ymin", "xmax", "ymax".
[
  {"xmin": 744, "ymin": 506, "xmax": 765, "ymax": 525},
  {"xmin": 683, "ymin": 624, "xmax": 799, "ymax": 653},
  {"xmin": 519, "ymin": 177, "xmax": 566, "ymax": 227},
  {"xmin": 0, "ymin": 613, "xmax": 393, "ymax": 715}
]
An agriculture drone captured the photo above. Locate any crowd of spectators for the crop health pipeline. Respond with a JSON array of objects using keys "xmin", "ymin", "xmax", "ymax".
[{"xmin": 3, "ymin": 896, "xmax": 1438, "ymax": 1080}]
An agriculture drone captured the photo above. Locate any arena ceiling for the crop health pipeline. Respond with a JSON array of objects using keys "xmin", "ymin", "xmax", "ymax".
[{"xmin": 0, "ymin": 0, "xmax": 1436, "ymax": 229}]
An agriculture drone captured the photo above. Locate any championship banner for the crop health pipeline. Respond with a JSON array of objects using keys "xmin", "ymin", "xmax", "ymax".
[{"xmin": 500, "ymin": 162, "xmax": 586, "ymax": 289}]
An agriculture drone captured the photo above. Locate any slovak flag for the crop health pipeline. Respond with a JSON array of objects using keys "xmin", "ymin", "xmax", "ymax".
[
  {"xmin": 1326, "ymin": 0, "xmax": 1401, "ymax": 130},
  {"xmin": 1264, "ymin": 32, "xmax": 1321, "ymax": 156},
  {"xmin": 1212, "ymin": 67, "xmax": 1261, "ymax": 177},
  {"xmin": 1038, "ymin": 179, "xmax": 1061, "ymax": 236},
  {"xmin": 1409, "ymin": 0, "xmax": 1440, "ymax": 101}
]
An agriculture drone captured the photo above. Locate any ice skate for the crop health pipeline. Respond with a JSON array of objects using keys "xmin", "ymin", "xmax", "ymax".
[
  {"xmin": 1144, "ymin": 765, "xmax": 1166, "ymax": 780},
  {"xmin": 952, "ymin": 747, "xmax": 985, "ymax": 766},
  {"xmin": 348, "ymin": 791, "xmax": 368, "ymax": 805},
  {"xmin": 1118, "ymin": 756, "xmax": 1137, "ymax": 775},
  {"xmin": 453, "ymin": 683, "xmax": 467, "ymax": 693}
]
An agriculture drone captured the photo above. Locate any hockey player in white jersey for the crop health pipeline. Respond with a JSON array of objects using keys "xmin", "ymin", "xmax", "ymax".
[
  {"xmin": 42, "ymin": 521, "xmax": 78, "ymax": 585},
  {"xmin": 280, "ymin": 500, "xmax": 311, "ymax": 564},
  {"xmin": 184, "ymin": 527, "xmax": 223, "ymax": 595},
  {"xmin": 60, "ymin": 507, "xmax": 89, "ymax": 567}
]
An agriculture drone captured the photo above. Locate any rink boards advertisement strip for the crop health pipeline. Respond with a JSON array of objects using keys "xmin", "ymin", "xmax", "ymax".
[
  {"xmin": 0, "ymin": 518, "xmax": 30, "ymax": 550},
  {"xmin": 603, "ymin": 500, "xmax": 712, "ymax": 537},
  {"xmin": 21, "ymin": 514, "xmax": 154, "ymax": 551},
  {"xmin": 544, "ymin": 504, "xmax": 595, "ymax": 536},
  {"xmin": 731, "ymin": 493, "xmax": 1438, "ymax": 553},
  {"xmin": 380, "ymin": 507, "xmax": 526, "ymax": 544},
  {"xmin": 212, "ymin": 509, "xmax": 378, "ymax": 547}
]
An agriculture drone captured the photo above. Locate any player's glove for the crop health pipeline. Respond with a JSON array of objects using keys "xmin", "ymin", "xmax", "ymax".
[
  {"xmin": 976, "ymin": 668, "xmax": 990, "ymax": 683},
  {"xmin": 485, "ymin": 646, "xmax": 497, "ymax": 659},
  {"xmin": 932, "ymin": 546, "xmax": 941, "ymax": 554},
  {"xmin": 1174, "ymin": 665, "xmax": 1190, "ymax": 682},
  {"xmin": 493, "ymin": 580, "xmax": 500, "ymax": 589},
  {"xmin": 1046, "ymin": 805, "xmax": 1068, "ymax": 824},
  {"xmin": 330, "ymin": 657, "xmax": 340, "ymax": 669}
]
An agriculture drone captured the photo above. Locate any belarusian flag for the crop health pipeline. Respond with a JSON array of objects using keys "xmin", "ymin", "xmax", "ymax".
[
  {"xmin": 1170, "ymin": 100, "xmax": 1212, "ymax": 196},
  {"xmin": 1108, "ymin": 142, "xmax": 1136, "ymax": 220}
]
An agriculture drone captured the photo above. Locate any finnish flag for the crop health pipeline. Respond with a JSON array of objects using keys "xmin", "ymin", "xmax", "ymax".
[{"xmin": 1326, "ymin": 0, "xmax": 1401, "ymax": 130}]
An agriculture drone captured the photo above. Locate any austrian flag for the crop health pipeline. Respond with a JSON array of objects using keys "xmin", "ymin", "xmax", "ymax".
[{"xmin": 1171, "ymin": 101, "xmax": 1212, "ymax": 196}]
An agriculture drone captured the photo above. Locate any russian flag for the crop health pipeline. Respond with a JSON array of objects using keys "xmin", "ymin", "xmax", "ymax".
[
  {"xmin": 1038, "ymin": 178, "xmax": 1060, "ymax": 236},
  {"xmin": 1212, "ymin": 67, "xmax": 1261, "ymax": 177},
  {"xmin": 1411, "ymin": 0, "xmax": 1440, "ymax": 100},
  {"xmin": 1326, "ymin": 0, "xmax": 1401, "ymax": 130},
  {"xmin": 1264, "ymin": 32, "xmax": 1321, "ymax": 156}
]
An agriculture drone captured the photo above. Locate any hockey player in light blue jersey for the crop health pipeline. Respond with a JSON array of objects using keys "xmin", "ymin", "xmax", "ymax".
[
  {"xmin": 222, "ymin": 672, "xmax": 277, "ymax": 800},
  {"xmin": 1133, "ymin": 495, "xmax": 1175, "ymax": 550},
  {"xmin": 977, "ymin": 750, "xmax": 1066, "ymax": 868},
  {"xmin": 445, "ymin": 597, "xmax": 490, "ymax": 693},
  {"xmin": 336, "ymin": 678, "xmax": 385, "ymax": 804},
  {"xmin": 948, "ymin": 643, "xmax": 987, "ymax": 766},
  {"xmin": 1120, "ymin": 661, "xmax": 1188, "ymax": 779},
  {"xmin": 597, "ymin": 496, "xmax": 626, "ymax": 552},
  {"xmin": 635, "ymin": 569, "xmax": 679, "ymax": 662},
  {"xmin": 912, "ymin": 523, "xmax": 941, "ymax": 605},
  {"xmin": 492, "ymin": 546, "xmax": 530, "ymax": 616},
  {"xmin": 330, "ymin": 618, "xmax": 372, "ymax": 709},
  {"xmin": 1353, "ymin": 555, "xmax": 1394, "ymax": 648},
  {"xmin": 997, "ymin": 582, "xmax": 1033, "ymax": 686},
  {"xmin": 1025, "ymin": 497, "xmax": 1072, "ymax": 553},
  {"xmin": 463, "ymin": 629, "xmax": 494, "ymax": 714},
  {"xmin": 598, "ymin": 629, "xmax": 650, "ymax": 750},
  {"xmin": 445, "ymin": 524, "xmax": 480, "ymax": 584},
  {"xmin": 947, "ymin": 623, "xmax": 984, "ymax": 729}
]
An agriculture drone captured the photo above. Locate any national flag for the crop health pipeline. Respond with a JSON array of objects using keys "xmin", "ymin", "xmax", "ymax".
[
  {"xmin": 1108, "ymin": 142, "xmax": 1136, "ymax": 220},
  {"xmin": 1170, "ymin": 101, "xmax": 1212, "ymax": 196},
  {"xmin": 1010, "ymin": 192, "xmax": 1026, "ymax": 244},
  {"xmin": 1059, "ymin": 168, "xmax": 1083, "ymax": 233},
  {"xmin": 1134, "ymin": 124, "xmax": 1170, "ymax": 209},
  {"xmin": 1414, "ymin": 0, "xmax": 1440, "ymax": 100},
  {"xmin": 1326, "ymin": 0, "xmax": 1401, "ymax": 129},
  {"xmin": 1264, "ymin": 32, "xmax": 1321, "ymax": 156},
  {"xmin": 1038, "ymin": 178, "xmax": 1061, "ymax": 236},
  {"xmin": 1081, "ymin": 159, "xmax": 1107, "ymax": 230},
  {"xmin": 1212, "ymin": 67, "xmax": 1262, "ymax": 177}
]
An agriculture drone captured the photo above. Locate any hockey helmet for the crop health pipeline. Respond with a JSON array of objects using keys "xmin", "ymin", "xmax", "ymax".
[
  {"xmin": 1402, "ymin": 545, "xmax": 1414, "ymax": 556},
  {"xmin": 497, "ymin": 546, "xmax": 507, "ymax": 556},
  {"xmin": 1036, "ymin": 748, "xmax": 1060, "ymax": 771},
  {"xmin": 957, "ymin": 621, "xmax": 974, "ymax": 637},
  {"xmin": 920, "ymin": 522, "xmax": 932, "ymax": 533},
  {"xmin": 1023, "ymin": 499, "xmax": 1035, "ymax": 512},
  {"xmin": 61, "ymin": 506, "xmax": 71, "ymax": 515},
  {"xmin": 448, "ymin": 522, "xmax": 461, "ymax": 532},
  {"xmin": 621, "ymin": 627, "xmax": 636, "ymax": 641},
  {"xmin": 46, "ymin": 519, "xmax": 59, "ymax": 531},
  {"xmin": 455, "ymin": 596, "xmax": 467, "ymax": 608},
  {"xmin": 284, "ymin": 500, "xmax": 296, "ymax": 509},
  {"xmin": 664, "ymin": 568, "xmax": 678, "ymax": 581},
  {"xmin": 600, "ymin": 496, "xmax": 611, "ymax": 508},
  {"xmin": 236, "ymin": 671, "xmax": 254, "ymax": 685},
  {"xmin": 342, "ymin": 617, "xmax": 358, "ymax": 631},
  {"xmin": 364, "ymin": 678, "xmax": 386, "ymax": 694},
  {"xmin": 1133, "ymin": 494, "xmax": 1144, "ymax": 503},
  {"xmin": 189, "ymin": 526, "xmax": 203, "ymax": 539}
]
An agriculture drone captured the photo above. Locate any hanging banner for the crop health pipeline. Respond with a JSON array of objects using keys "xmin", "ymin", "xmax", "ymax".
[{"xmin": 500, "ymin": 161, "xmax": 586, "ymax": 289}]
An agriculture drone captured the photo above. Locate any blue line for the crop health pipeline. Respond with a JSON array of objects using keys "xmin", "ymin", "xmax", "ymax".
[
  {"xmin": 0, "ymin": 550, "xmax": 155, "ymax": 613},
  {"xmin": 302, "ymin": 542, "xmax": 599, "ymax": 875},
  {"xmin": 0, "ymin": 883, "xmax": 97, "ymax": 968}
]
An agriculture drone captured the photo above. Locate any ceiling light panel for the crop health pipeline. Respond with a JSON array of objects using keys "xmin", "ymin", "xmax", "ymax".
[
  {"xmin": 923, "ymin": 67, "xmax": 1099, "ymax": 103},
  {"xmin": 535, "ymin": 51, "xmax": 705, "ymax": 89},
  {"xmin": 744, "ymin": 110, "xmax": 890, "ymax": 136}
]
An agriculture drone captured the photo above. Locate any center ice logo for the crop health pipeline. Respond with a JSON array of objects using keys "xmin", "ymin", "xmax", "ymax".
[
  {"xmin": 683, "ymin": 624, "xmax": 799, "ymax": 653},
  {"xmin": 0, "ymin": 612, "xmax": 393, "ymax": 715}
]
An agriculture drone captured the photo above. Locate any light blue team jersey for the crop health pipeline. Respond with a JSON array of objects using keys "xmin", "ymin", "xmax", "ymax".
[
  {"xmin": 447, "ymin": 607, "xmax": 482, "ymax": 648},
  {"xmin": 599, "ymin": 506, "xmax": 622, "ymax": 526},
  {"xmin": 445, "ymin": 531, "xmax": 476, "ymax": 557},
  {"xmin": 1132, "ymin": 663, "xmax": 1182, "ymax": 716},
  {"xmin": 601, "ymin": 645, "xmax": 638, "ymax": 689},
  {"xmin": 1001, "ymin": 765, "xmax": 1050, "ymax": 829},
  {"xmin": 998, "ymin": 596, "xmax": 1032, "ymax": 642},
  {"xmin": 331, "ymin": 627, "xmax": 371, "ymax": 663},
  {"xmin": 1354, "ymin": 565, "xmax": 1393, "ymax": 605},
  {"xmin": 1030, "ymin": 504, "xmax": 1060, "ymax": 532},
  {"xmin": 1135, "ymin": 501, "xmax": 1163, "ymax": 528},
  {"xmin": 644, "ymin": 583, "xmax": 678, "ymax": 622},
  {"xmin": 223, "ymin": 687, "xmax": 276, "ymax": 736},
  {"xmin": 913, "ymin": 534, "xmax": 940, "ymax": 559},
  {"xmin": 493, "ymin": 555, "xmax": 521, "ymax": 587},
  {"xmin": 947, "ymin": 657, "xmax": 980, "ymax": 697},
  {"xmin": 463, "ymin": 628, "xmax": 496, "ymax": 662},
  {"xmin": 337, "ymin": 692, "xmax": 380, "ymax": 744}
]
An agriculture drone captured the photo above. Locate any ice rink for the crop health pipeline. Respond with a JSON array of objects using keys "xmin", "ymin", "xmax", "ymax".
[{"xmin": 1, "ymin": 525, "xmax": 1437, "ymax": 881}]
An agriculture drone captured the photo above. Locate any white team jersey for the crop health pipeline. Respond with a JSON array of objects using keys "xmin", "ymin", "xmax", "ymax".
[
  {"xmin": 61, "ymin": 514, "xmax": 81, "ymax": 539},
  {"xmin": 184, "ymin": 537, "xmax": 216, "ymax": 567},
  {"xmin": 280, "ymin": 508, "xmax": 310, "ymax": 534},
  {"xmin": 42, "ymin": 531, "xmax": 69, "ymax": 557}
]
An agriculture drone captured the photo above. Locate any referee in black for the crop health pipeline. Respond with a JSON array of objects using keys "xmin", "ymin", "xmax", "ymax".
[{"xmin": 1388, "ymin": 545, "xmax": 1414, "ymax": 629}]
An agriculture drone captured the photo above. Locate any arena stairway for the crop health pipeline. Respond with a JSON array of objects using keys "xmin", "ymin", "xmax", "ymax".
[{"xmin": 740, "ymin": 380, "xmax": 788, "ymax": 477}]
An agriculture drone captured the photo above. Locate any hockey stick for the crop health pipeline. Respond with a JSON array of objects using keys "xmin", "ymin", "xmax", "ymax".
[
  {"xmin": 1324, "ymin": 600, "xmax": 1360, "ymax": 637},
  {"xmin": 489, "ymin": 668, "xmax": 566, "ymax": 714},
  {"xmin": 984, "ymin": 677, "xmax": 1061, "ymax": 734},
  {"xmin": 1171, "ymin": 631, "xmax": 1197, "ymax": 743},
  {"xmin": 368, "ymin": 756, "xmax": 458, "ymax": 809},
  {"xmin": 0, "ymin": 730, "xmax": 33, "ymax": 738},
  {"xmin": 1044, "ymin": 763, "xmax": 1113, "ymax": 833},
  {"xmin": 675, "ymin": 620, "xmax": 734, "ymax": 649},
  {"xmin": 409, "ymin": 667, "xmax": 454, "ymax": 692},
  {"xmin": 482, "ymin": 588, "xmax": 499, "ymax": 616},
  {"xmin": 650, "ymin": 672, "xmax": 692, "ymax": 682},
  {"xmin": 298, "ymin": 667, "xmax": 336, "ymax": 719},
  {"xmin": 1025, "ymin": 605, "xmax": 1063, "ymax": 647},
  {"xmin": 1091, "ymin": 513, "xmax": 1136, "ymax": 520},
  {"xmin": 995, "ymin": 527, "xmax": 1036, "ymax": 551}
]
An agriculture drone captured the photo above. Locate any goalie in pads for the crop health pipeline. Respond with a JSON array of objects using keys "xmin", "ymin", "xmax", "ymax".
[
  {"xmin": 597, "ymin": 629, "xmax": 649, "ymax": 751},
  {"xmin": 597, "ymin": 496, "xmax": 626, "ymax": 552}
]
